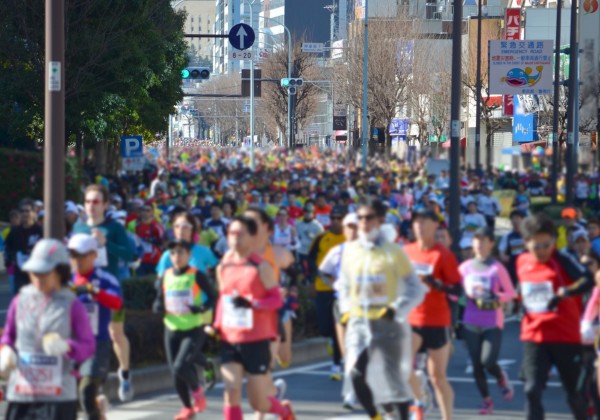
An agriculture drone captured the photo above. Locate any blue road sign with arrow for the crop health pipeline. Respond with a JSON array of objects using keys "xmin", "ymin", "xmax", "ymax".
[{"xmin": 229, "ymin": 23, "xmax": 255, "ymax": 51}]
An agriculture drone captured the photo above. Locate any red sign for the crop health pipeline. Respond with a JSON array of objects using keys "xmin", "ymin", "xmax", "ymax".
[{"xmin": 503, "ymin": 8, "xmax": 520, "ymax": 116}]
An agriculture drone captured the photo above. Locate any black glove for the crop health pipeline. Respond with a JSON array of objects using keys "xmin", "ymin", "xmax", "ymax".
[
  {"xmin": 232, "ymin": 296, "xmax": 252, "ymax": 309},
  {"xmin": 475, "ymin": 297, "xmax": 501, "ymax": 311},
  {"xmin": 70, "ymin": 284, "xmax": 93, "ymax": 295},
  {"xmin": 423, "ymin": 275, "xmax": 445, "ymax": 291},
  {"xmin": 188, "ymin": 304, "xmax": 208, "ymax": 314},
  {"xmin": 547, "ymin": 295, "xmax": 562, "ymax": 311},
  {"xmin": 378, "ymin": 307, "xmax": 396, "ymax": 321}
]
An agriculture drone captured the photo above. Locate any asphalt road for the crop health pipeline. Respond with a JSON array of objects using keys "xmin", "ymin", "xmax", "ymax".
[{"xmin": 19, "ymin": 322, "xmax": 566, "ymax": 420}]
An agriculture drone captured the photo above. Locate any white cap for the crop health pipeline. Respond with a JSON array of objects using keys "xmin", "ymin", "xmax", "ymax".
[
  {"xmin": 22, "ymin": 239, "xmax": 70, "ymax": 273},
  {"xmin": 343, "ymin": 212, "xmax": 359, "ymax": 226},
  {"xmin": 34, "ymin": 200, "xmax": 43, "ymax": 207},
  {"xmin": 65, "ymin": 201, "xmax": 79, "ymax": 214},
  {"xmin": 67, "ymin": 233, "xmax": 98, "ymax": 255}
]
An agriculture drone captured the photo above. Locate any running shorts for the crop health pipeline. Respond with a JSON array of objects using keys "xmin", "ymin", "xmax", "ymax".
[
  {"xmin": 221, "ymin": 340, "xmax": 272, "ymax": 375},
  {"xmin": 412, "ymin": 326, "xmax": 450, "ymax": 352}
]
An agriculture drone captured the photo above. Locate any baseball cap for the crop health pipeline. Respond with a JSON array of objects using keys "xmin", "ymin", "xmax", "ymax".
[
  {"xmin": 34, "ymin": 200, "xmax": 43, "ymax": 207},
  {"xmin": 22, "ymin": 239, "xmax": 70, "ymax": 273},
  {"xmin": 561, "ymin": 208, "xmax": 577, "ymax": 219},
  {"xmin": 343, "ymin": 213, "xmax": 359, "ymax": 226},
  {"xmin": 570, "ymin": 228, "xmax": 589, "ymax": 243},
  {"xmin": 412, "ymin": 208, "xmax": 440, "ymax": 222},
  {"xmin": 65, "ymin": 201, "xmax": 79, "ymax": 214},
  {"xmin": 331, "ymin": 206, "xmax": 346, "ymax": 218},
  {"xmin": 167, "ymin": 239, "xmax": 193, "ymax": 250},
  {"xmin": 473, "ymin": 226, "xmax": 495, "ymax": 241},
  {"xmin": 67, "ymin": 233, "xmax": 99, "ymax": 255}
]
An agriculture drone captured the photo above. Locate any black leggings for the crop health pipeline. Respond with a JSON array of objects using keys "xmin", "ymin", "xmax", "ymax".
[
  {"xmin": 351, "ymin": 350, "xmax": 410, "ymax": 420},
  {"xmin": 165, "ymin": 327, "xmax": 206, "ymax": 408},
  {"xmin": 463, "ymin": 325, "xmax": 503, "ymax": 399}
]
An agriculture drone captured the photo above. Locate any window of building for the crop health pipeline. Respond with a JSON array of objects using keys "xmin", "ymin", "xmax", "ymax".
[{"xmin": 191, "ymin": 17, "xmax": 194, "ymax": 22}]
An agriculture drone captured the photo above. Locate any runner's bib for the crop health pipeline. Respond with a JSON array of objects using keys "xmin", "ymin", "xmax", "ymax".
[
  {"xmin": 142, "ymin": 241, "xmax": 153, "ymax": 254},
  {"xmin": 412, "ymin": 263, "xmax": 434, "ymax": 277},
  {"xmin": 521, "ymin": 281, "xmax": 554, "ymax": 313},
  {"xmin": 85, "ymin": 302, "xmax": 99, "ymax": 336},
  {"xmin": 95, "ymin": 247, "xmax": 108, "ymax": 267},
  {"xmin": 165, "ymin": 290, "xmax": 193, "ymax": 315},
  {"xmin": 222, "ymin": 296, "xmax": 254, "ymax": 329},
  {"xmin": 464, "ymin": 274, "xmax": 491, "ymax": 299},
  {"xmin": 316, "ymin": 213, "xmax": 331, "ymax": 227},
  {"xmin": 15, "ymin": 353, "xmax": 62, "ymax": 397},
  {"xmin": 355, "ymin": 274, "xmax": 387, "ymax": 306}
]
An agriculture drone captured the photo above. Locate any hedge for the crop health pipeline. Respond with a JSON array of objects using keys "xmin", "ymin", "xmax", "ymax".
[{"xmin": 0, "ymin": 148, "xmax": 81, "ymax": 220}]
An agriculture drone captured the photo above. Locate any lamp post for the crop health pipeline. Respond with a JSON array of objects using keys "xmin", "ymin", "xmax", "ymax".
[
  {"xmin": 474, "ymin": 0, "xmax": 482, "ymax": 171},
  {"xmin": 550, "ymin": 0, "xmax": 562, "ymax": 203}
]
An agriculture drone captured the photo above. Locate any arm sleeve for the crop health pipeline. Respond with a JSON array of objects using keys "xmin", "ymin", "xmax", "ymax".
[
  {"xmin": 0, "ymin": 297, "xmax": 18, "ymax": 348},
  {"xmin": 66, "ymin": 300, "xmax": 96, "ymax": 362},
  {"xmin": 196, "ymin": 271, "xmax": 216, "ymax": 309},
  {"xmin": 494, "ymin": 262, "xmax": 517, "ymax": 303},
  {"xmin": 95, "ymin": 289, "xmax": 123, "ymax": 310},
  {"xmin": 557, "ymin": 252, "xmax": 595, "ymax": 296},
  {"xmin": 583, "ymin": 286, "xmax": 600, "ymax": 322},
  {"xmin": 153, "ymin": 276, "xmax": 165, "ymax": 314},
  {"xmin": 107, "ymin": 223, "xmax": 136, "ymax": 262}
]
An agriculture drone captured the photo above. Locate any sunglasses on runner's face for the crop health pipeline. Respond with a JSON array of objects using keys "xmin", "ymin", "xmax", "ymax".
[
  {"xmin": 358, "ymin": 214, "xmax": 376, "ymax": 221},
  {"xmin": 530, "ymin": 240, "xmax": 554, "ymax": 251}
]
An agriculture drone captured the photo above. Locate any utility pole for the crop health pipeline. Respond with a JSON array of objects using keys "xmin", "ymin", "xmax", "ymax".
[
  {"xmin": 361, "ymin": 0, "xmax": 369, "ymax": 169},
  {"xmin": 44, "ymin": 0, "xmax": 65, "ymax": 239},
  {"xmin": 565, "ymin": 0, "xmax": 578, "ymax": 205},
  {"xmin": 550, "ymin": 0, "xmax": 562, "ymax": 204},
  {"xmin": 449, "ymin": 0, "xmax": 463, "ymax": 255},
  {"xmin": 475, "ymin": 0, "xmax": 482, "ymax": 172}
]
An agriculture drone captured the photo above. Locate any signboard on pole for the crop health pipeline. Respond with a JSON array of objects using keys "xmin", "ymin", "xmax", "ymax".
[
  {"xmin": 120, "ymin": 135, "xmax": 144, "ymax": 171},
  {"xmin": 513, "ymin": 95, "xmax": 539, "ymax": 142},
  {"xmin": 228, "ymin": 23, "xmax": 255, "ymax": 51},
  {"xmin": 503, "ymin": 8, "xmax": 520, "ymax": 116},
  {"xmin": 229, "ymin": 48, "xmax": 253, "ymax": 61},
  {"xmin": 489, "ymin": 40, "xmax": 554, "ymax": 95},
  {"xmin": 256, "ymin": 48, "xmax": 270, "ymax": 65},
  {"xmin": 302, "ymin": 42, "xmax": 325, "ymax": 53}
]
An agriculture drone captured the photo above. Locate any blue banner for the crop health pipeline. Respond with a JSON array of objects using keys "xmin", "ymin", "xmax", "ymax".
[{"xmin": 512, "ymin": 96, "xmax": 538, "ymax": 143}]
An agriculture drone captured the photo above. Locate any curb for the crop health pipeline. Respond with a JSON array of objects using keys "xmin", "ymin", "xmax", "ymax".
[{"xmin": 102, "ymin": 337, "xmax": 330, "ymax": 400}]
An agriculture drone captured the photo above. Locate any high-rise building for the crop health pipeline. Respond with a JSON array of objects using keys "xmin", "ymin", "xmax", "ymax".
[{"xmin": 172, "ymin": 0, "xmax": 216, "ymax": 68}]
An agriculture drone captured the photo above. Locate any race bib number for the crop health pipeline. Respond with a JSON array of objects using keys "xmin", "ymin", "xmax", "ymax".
[
  {"xmin": 412, "ymin": 263, "xmax": 434, "ymax": 277},
  {"xmin": 316, "ymin": 213, "xmax": 331, "ymax": 227},
  {"xmin": 142, "ymin": 241, "xmax": 153, "ymax": 254},
  {"xmin": 521, "ymin": 281, "xmax": 554, "ymax": 313},
  {"xmin": 165, "ymin": 290, "xmax": 193, "ymax": 315},
  {"xmin": 95, "ymin": 247, "xmax": 108, "ymax": 268},
  {"xmin": 16, "ymin": 252, "xmax": 29, "ymax": 269},
  {"xmin": 464, "ymin": 274, "xmax": 491, "ymax": 299},
  {"xmin": 222, "ymin": 296, "xmax": 254, "ymax": 329},
  {"xmin": 85, "ymin": 302, "xmax": 99, "ymax": 336},
  {"xmin": 354, "ymin": 274, "xmax": 387, "ymax": 306},
  {"xmin": 15, "ymin": 353, "xmax": 62, "ymax": 397}
]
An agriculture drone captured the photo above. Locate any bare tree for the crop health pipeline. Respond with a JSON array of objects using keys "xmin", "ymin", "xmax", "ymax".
[{"xmin": 334, "ymin": 16, "xmax": 416, "ymax": 155}]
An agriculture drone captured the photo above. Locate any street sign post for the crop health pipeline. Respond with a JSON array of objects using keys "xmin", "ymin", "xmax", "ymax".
[
  {"xmin": 302, "ymin": 42, "xmax": 324, "ymax": 53},
  {"xmin": 229, "ymin": 49, "xmax": 253, "ymax": 61},
  {"xmin": 228, "ymin": 23, "xmax": 255, "ymax": 51},
  {"xmin": 120, "ymin": 135, "xmax": 144, "ymax": 171}
]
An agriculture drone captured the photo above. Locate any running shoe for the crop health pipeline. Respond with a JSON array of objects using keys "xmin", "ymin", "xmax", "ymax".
[
  {"xmin": 498, "ymin": 370, "xmax": 514, "ymax": 401},
  {"xmin": 330, "ymin": 364, "xmax": 342, "ymax": 381},
  {"xmin": 118, "ymin": 368, "xmax": 134, "ymax": 402},
  {"xmin": 342, "ymin": 391, "xmax": 358, "ymax": 411},
  {"xmin": 409, "ymin": 402, "xmax": 425, "ymax": 420},
  {"xmin": 192, "ymin": 387, "xmax": 206, "ymax": 413},
  {"xmin": 274, "ymin": 378, "xmax": 287, "ymax": 400},
  {"xmin": 479, "ymin": 399, "xmax": 493, "ymax": 415},
  {"xmin": 203, "ymin": 359, "xmax": 217, "ymax": 391},
  {"xmin": 281, "ymin": 400, "xmax": 296, "ymax": 420},
  {"xmin": 174, "ymin": 407, "xmax": 195, "ymax": 420}
]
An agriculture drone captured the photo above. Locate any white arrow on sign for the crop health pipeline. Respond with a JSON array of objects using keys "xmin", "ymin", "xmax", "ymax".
[{"xmin": 237, "ymin": 25, "xmax": 248, "ymax": 50}]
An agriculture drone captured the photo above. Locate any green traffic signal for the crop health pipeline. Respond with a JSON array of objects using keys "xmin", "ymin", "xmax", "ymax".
[
  {"xmin": 181, "ymin": 69, "xmax": 191, "ymax": 79},
  {"xmin": 281, "ymin": 78, "xmax": 290, "ymax": 87}
]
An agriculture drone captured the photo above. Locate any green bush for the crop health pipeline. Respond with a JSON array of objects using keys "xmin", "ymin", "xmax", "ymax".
[
  {"xmin": 0, "ymin": 148, "xmax": 81, "ymax": 220},
  {"xmin": 122, "ymin": 275, "xmax": 157, "ymax": 310}
]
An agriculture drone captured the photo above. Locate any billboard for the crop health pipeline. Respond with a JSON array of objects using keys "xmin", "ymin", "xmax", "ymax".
[
  {"xmin": 489, "ymin": 40, "xmax": 553, "ymax": 95},
  {"xmin": 503, "ymin": 8, "xmax": 520, "ymax": 116}
]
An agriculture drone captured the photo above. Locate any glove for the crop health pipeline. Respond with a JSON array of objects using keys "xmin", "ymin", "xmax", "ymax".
[
  {"xmin": 42, "ymin": 333, "xmax": 70, "ymax": 357},
  {"xmin": 232, "ymin": 296, "xmax": 252, "ymax": 309},
  {"xmin": 475, "ymin": 298, "xmax": 501, "ymax": 311},
  {"xmin": 377, "ymin": 307, "xmax": 396, "ymax": 321},
  {"xmin": 581, "ymin": 320, "xmax": 596, "ymax": 345},
  {"xmin": 340, "ymin": 312, "xmax": 350, "ymax": 325},
  {"xmin": 423, "ymin": 275, "xmax": 445, "ymax": 291},
  {"xmin": 0, "ymin": 345, "xmax": 17, "ymax": 376},
  {"xmin": 70, "ymin": 284, "xmax": 94, "ymax": 295},
  {"xmin": 188, "ymin": 304, "xmax": 208, "ymax": 314},
  {"xmin": 204, "ymin": 326, "xmax": 220, "ymax": 340},
  {"xmin": 546, "ymin": 295, "xmax": 562, "ymax": 311}
]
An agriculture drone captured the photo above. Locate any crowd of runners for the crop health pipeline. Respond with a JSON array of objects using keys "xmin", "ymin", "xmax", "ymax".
[{"xmin": 0, "ymin": 146, "xmax": 599, "ymax": 420}]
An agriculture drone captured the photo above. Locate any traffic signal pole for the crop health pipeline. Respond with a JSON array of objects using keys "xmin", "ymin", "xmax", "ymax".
[
  {"xmin": 550, "ymin": 0, "xmax": 562, "ymax": 204},
  {"xmin": 565, "ymin": 0, "xmax": 579, "ymax": 205},
  {"xmin": 361, "ymin": 0, "xmax": 369, "ymax": 169},
  {"xmin": 44, "ymin": 0, "xmax": 65, "ymax": 239}
]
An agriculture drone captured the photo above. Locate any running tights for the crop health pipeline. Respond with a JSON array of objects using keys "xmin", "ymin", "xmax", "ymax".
[
  {"xmin": 351, "ymin": 350, "xmax": 410, "ymax": 420},
  {"xmin": 463, "ymin": 326, "xmax": 503, "ymax": 399},
  {"xmin": 164, "ymin": 327, "xmax": 205, "ymax": 408}
]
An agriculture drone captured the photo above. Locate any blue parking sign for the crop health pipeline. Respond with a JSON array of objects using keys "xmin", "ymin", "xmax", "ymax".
[{"xmin": 120, "ymin": 136, "xmax": 143, "ymax": 158}]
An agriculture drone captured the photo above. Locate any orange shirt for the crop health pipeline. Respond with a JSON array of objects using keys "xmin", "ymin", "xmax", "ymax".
[{"xmin": 404, "ymin": 243, "xmax": 461, "ymax": 327}]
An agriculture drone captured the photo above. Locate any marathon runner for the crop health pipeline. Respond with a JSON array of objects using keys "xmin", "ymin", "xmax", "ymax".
[{"xmin": 213, "ymin": 215, "xmax": 295, "ymax": 420}]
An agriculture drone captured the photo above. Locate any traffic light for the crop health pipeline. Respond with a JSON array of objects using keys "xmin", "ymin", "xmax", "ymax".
[
  {"xmin": 280, "ymin": 78, "xmax": 304, "ymax": 95},
  {"xmin": 181, "ymin": 67, "xmax": 210, "ymax": 80}
]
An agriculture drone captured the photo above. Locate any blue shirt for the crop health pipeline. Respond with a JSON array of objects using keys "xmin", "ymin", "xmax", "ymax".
[
  {"xmin": 156, "ymin": 244, "xmax": 218, "ymax": 276},
  {"xmin": 71, "ymin": 268, "xmax": 122, "ymax": 341}
]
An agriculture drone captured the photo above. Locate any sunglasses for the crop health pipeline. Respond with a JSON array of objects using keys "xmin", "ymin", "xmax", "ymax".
[
  {"xmin": 358, "ymin": 214, "xmax": 376, "ymax": 221},
  {"xmin": 85, "ymin": 199, "xmax": 102, "ymax": 205}
]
